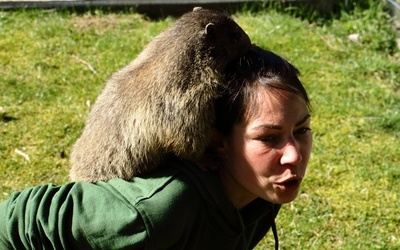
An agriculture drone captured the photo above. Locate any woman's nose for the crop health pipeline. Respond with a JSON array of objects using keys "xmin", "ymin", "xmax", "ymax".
[{"xmin": 280, "ymin": 139, "xmax": 302, "ymax": 166}]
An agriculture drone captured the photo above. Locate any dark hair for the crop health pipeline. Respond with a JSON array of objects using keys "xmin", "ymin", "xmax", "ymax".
[{"xmin": 215, "ymin": 45, "xmax": 310, "ymax": 136}]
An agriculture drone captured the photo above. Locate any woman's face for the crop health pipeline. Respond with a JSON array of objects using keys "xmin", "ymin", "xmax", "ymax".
[{"xmin": 218, "ymin": 88, "xmax": 312, "ymax": 208}]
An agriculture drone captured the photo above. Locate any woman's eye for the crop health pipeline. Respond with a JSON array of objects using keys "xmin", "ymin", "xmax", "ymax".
[
  {"xmin": 259, "ymin": 135, "xmax": 279, "ymax": 143},
  {"xmin": 295, "ymin": 127, "xmax": 312, "ymax": 135}
]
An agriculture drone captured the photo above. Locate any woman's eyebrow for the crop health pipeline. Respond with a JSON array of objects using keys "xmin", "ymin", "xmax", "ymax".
[
  {"xmin": 296, "ymin": 114, "xmax": 311, "ymax": 126},
  {"xmin": 252, "ymin": 114, "xmax": 311, "ymax": 131}
]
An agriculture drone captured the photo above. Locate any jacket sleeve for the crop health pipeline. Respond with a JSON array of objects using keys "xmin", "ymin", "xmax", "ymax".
[{"xmin": 0, "ymin": 182, "xmax": 149, "ymax": 250}]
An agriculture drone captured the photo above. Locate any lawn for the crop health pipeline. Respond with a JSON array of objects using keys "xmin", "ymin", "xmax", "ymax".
[{"xmin": 0, "ymin": 1, "xmax": 399, "ymax": 249}]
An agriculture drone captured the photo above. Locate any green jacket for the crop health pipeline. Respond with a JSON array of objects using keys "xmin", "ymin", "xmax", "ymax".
[{"xmin": 0, "ymin": 159, "xmax": 280, "ymax": 249}]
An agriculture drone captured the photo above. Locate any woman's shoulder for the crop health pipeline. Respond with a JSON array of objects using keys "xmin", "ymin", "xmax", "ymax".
[
  {"xmin": 100, "ymin": 159, "xmax": 204, "ymax": 204},
  {"xmin": 99, "ymin": 159, "xmax": 220, "ymax": 248}
]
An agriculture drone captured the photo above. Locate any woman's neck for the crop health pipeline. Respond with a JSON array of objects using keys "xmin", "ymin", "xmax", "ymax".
[{"xmin": 218, "ymin": 167, "xmax": 257, "ymax": 210}]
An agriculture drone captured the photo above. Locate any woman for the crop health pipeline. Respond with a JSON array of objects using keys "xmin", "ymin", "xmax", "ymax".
[{"xmin": 0, "ymin": 46, "xmax": 312, "ymax": 249}]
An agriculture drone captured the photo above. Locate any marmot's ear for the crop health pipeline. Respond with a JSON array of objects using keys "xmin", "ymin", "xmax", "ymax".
[
  {"xmin": 205, "ymin": 23, "xmax": 216, "ymax": 36},
  {"xmin": 193, "ymin": 7, "xmax": 203, "ymax": 11}
]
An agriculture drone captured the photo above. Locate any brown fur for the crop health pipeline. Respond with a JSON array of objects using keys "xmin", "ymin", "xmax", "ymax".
[{"xmin": 70, "ymin": 7, "xmax": 251, "ymax": 182}]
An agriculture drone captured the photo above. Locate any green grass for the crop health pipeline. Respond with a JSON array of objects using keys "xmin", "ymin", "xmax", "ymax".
[{"xmin": 1, "ymin": 3, "xmax": 399, "ymax": 249}]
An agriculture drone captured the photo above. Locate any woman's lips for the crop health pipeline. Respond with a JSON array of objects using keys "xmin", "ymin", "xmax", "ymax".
[{"xmin": 275, "ymin": 177, "xmax": 301, "ymax": 191}]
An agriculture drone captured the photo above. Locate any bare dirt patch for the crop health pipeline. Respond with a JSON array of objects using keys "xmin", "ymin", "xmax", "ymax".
[{"xmin": 70, "ymin": 13, "xmax": 144, "ymax": 31}]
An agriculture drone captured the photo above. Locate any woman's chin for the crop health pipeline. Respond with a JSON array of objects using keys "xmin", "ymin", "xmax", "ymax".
[{"xmin": 266, "ymin": 188, "xmax": 300, "ymax": 204}]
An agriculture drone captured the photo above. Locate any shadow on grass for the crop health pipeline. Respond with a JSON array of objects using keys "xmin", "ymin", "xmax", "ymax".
[{"xmin": 1, "ymin": 113, "xmax": 18, "ymax": 123}]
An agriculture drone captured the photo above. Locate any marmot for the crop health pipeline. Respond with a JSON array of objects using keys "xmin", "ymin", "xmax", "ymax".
[{"xmin": 70, "ymin": 7, "xmax": 251, "ymax": 182}]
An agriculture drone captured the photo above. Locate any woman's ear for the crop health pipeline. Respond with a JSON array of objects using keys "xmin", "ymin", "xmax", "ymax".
[
  {"xmin": 210, "ymin": 129, "xmax": 227, "ymax": 155},
  {"xmin": 196, "ymin": 129, "xmax": 226, "ymax": 171}
]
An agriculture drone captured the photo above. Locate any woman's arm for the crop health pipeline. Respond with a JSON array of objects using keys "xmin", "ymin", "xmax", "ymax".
[{"xmin": 0, "ymin": 182, "xmax": 148, "ymax": 249}]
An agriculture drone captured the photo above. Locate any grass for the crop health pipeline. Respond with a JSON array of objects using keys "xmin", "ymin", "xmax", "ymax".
[{"xmin": 1, "ymin": 2, "xmax": 399, "ymax": 249}]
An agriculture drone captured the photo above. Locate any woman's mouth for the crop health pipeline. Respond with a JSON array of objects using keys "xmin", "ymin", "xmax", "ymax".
[{"xmin": 275, "ymin": 178, "xmax": 301, "ymax": 191}]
